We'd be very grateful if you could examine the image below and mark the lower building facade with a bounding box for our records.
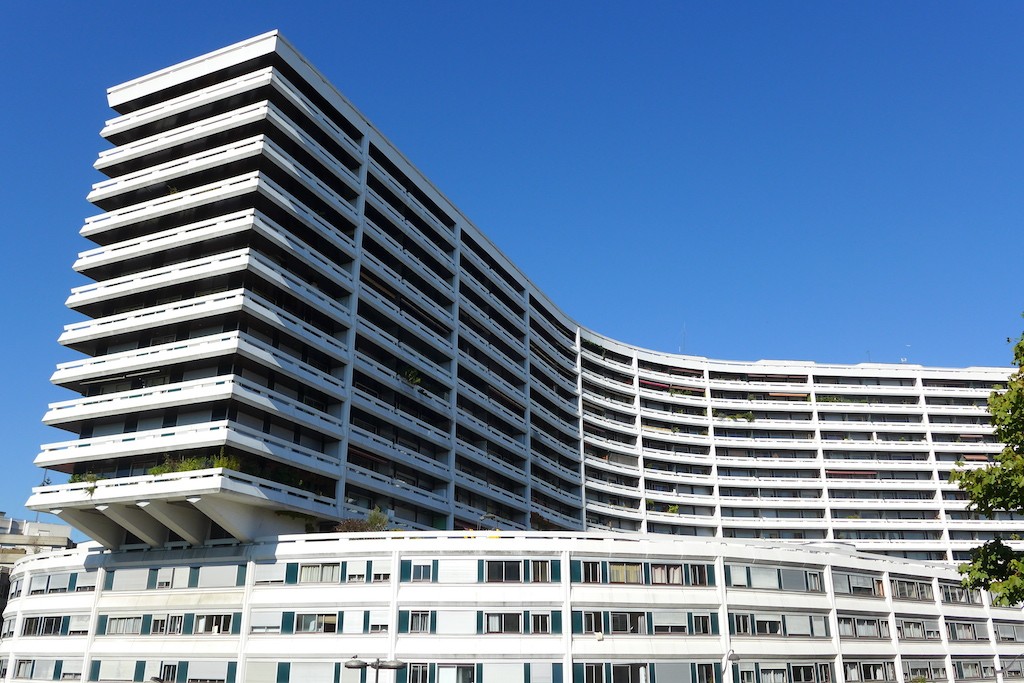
[1,532,1023,683]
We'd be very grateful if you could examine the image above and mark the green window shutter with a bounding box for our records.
[397,669,408,683]
[187,567,200,588]
[551,611,562,634]
[281,611,294,635]
[687,613,694,633]
[146,569,158,590]
[573,663,585,683]
[236,565,247,586]
[605,664,613,683]
[714,662,723,683]
[646,612,654,634]
[691,664,697,683]
[723,565,731,586]
[285,563,298,585]
[477,560,485,583]
[400,560,412,582]
[552,663,563,683]
[226,662,237,683]
[96,615,108,635]
[54,662,63,681]
[570,560,581,583]
[398,611,410,633]
[431,559,439,582]
[141,614,152,635]
[334,663,341,683]
[103,571,115,591]
[134,661,146,682]
[524,663,531,683]
[728,613,735,635]
[602,611,611,634]
[182,613,195,635]
[277,663,290,683]
[710,613,719,635]
[89,661,101,682]
[476,664,483,682]
[523,560,531,583]
[60,616,70,636]
[176,662,188,683]
[643,563,651,585]
[476,611,484,634]
[571,611,582,634]
[363,610,370,633]
[429,611,437,634]
[523,611,531,633]
[231,612,242,635]
[707,565,716,586]
[551,559,561,582]
[428,663,436,683]
[67,573,78,592]
[601,561,609,584]
[337,611,345,633]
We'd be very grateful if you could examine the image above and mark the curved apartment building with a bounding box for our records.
[2,531,1024,683]
[27,31,1012,563]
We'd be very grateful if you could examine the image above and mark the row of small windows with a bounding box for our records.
[12,563,994,605]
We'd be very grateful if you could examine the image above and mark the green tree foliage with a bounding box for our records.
[333,507,390,532]
[951,325,1024,604]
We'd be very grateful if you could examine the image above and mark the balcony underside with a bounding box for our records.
[26,468,339,549]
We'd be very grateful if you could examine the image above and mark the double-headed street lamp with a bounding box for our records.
[344,656,407,683]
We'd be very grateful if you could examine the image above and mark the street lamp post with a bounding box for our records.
[723,649,741,683]
[345,656,407,683]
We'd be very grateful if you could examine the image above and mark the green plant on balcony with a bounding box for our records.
[400,366,422,386]
[667,504,680,514]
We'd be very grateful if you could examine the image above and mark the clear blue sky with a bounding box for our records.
[1,2,1021,521]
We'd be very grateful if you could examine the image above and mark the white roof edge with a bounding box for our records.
[107,30,282,109]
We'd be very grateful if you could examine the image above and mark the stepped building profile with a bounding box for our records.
[4,31,1023,683]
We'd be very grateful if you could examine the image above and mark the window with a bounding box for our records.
[368,610,388,633]
[155,566,189,589]
[106,616,143,635]
[653,611,688,634]
[195,614,232,634]
[610,612,646,634]
[412,563,432,582]
[688,564,711,586]
[531,560,551,583]
[299,563,340,583]
[947,621,987,641]
[903,660,946,682]
[941,583,982,605]
[582,561,601,583]
[697,664,715,683]
[845,662,895,683]
[532,612,551,634]
[21,616,62,637]
[608,562,642,584]
[2,618,15,638]
[372,559,392,582]
[346,561,366,583]
[733,614,751,635]
[793,666,815,683]
[891,578,933,601]
[611,664,647,683]
[296,613,337,633]
[486,561,522,583]
[996,622,1024,642]
[8,578,22,599]
[410,611,430,633]
[651,563,683,585]
[485,612,522,634]
[151,615,183,635]
[583,611,601,634]
[755,615,782,635]
[762,670,787,683]
[409,664,429,683]
[834,572,883,597]
[585,664,604,683]
[693,614,712,635]
[437,664,475,683]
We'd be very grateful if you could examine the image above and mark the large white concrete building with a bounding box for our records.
[4,30,1022,683]
[24,30,1012,562]
[3,532,1024,683]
